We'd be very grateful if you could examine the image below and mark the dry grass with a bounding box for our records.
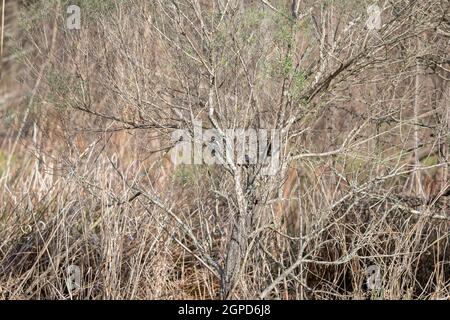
[0,0,449,300]
[1,140,448,299]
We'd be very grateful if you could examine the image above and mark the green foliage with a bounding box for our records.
[274,19,294,47]
[8,41,27,66]
[289,69,306,99]
[265,53,306,100]
[175,166,197,185]
[421,155,439,167]
[47,69,71,94]
[237,7,267,46]
[18,0,56,31]
[45,68,79,110]
[0,150,8,176]
[369,288,386,300]
[282,55,294,76]
[241,7,266,28]
[76,0,117,14]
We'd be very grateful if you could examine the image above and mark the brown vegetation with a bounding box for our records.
[0,0,449,299]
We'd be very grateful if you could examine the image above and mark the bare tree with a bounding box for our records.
[0,0,448,300]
